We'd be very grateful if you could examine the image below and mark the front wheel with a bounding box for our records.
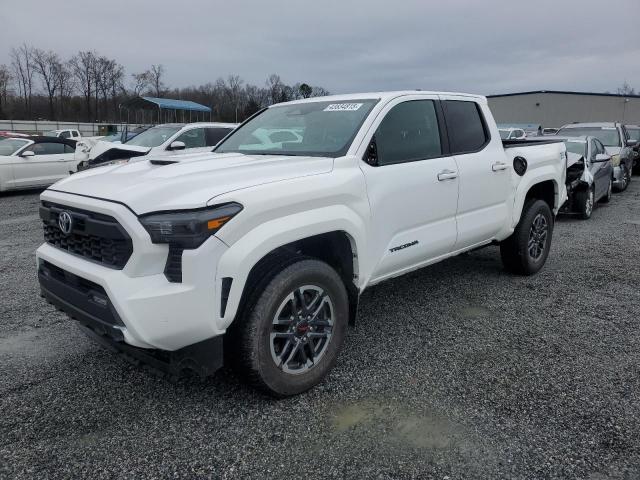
[576,186,594,220]
[230,258,349,397]
[601,179,613,204]
[614,165,631,192]
[500,199,554,275]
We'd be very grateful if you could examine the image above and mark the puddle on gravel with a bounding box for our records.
[0,328,82,360]
[330,399,462,451]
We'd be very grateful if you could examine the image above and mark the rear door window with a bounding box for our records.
[373,100,442,166]
[175,128,206,148]
[442,100,489,154]
[205,128,233,147]
[31,142,65,155]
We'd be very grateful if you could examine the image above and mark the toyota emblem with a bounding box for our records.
[58,211,73,236]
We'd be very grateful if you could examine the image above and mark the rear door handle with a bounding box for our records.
[492,162,508,171]
[437,169,458,181]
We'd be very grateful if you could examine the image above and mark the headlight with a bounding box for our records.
[139,202,243,249]
[611,154,621,167]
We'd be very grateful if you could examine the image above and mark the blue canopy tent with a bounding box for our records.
[120,96,213,124]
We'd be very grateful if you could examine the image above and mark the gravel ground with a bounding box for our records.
[1,183,640,480]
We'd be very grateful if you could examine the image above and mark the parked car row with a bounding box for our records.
[75,122,237,170]
[0,122,238,191]
[511,121,639,220]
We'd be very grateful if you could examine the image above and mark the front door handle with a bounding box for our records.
[492,162,508,171]
[437,169,458,181]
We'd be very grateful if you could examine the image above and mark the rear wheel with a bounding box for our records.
[500,199,554,275]
[229,258,349,397]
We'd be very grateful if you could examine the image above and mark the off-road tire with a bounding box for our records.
[228,258,348,397]
[500,199,554,275]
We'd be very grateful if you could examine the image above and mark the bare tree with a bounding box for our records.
[32,48,62,119]
[10,44,35,116]
[131,71,150,96]
[311,86,330,97]
[148,64,165,97]
[69,51,97,121]
[266,74,284,105]
[0,64,11,117]
[617,81,636,96]
[56,62,74,119]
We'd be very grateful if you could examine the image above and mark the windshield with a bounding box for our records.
[627,128,640,142]
[44,130,59,137]
[499,129,510,139]
[564,140,587,157]
[557,127,621,147]
[215,99,379,157]
[0,138,30,156]
[125,126,181,148]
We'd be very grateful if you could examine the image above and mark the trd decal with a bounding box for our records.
[389,240,419,253]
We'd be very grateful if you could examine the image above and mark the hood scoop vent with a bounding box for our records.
[149,159,179,166]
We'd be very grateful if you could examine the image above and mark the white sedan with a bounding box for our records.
[0,136,77,192]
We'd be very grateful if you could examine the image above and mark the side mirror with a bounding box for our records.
[20,150,35,158]
[169,141,186,151]
[594,153,611,163]
[626,139,637,147]
[363,136,379,166]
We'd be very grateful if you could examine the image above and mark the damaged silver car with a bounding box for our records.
[561,136,613,219]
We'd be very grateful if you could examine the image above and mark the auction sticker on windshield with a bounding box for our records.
[324,103,363,112]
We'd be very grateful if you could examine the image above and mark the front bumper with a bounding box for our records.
[36,190,230,352]
[39,261,223,377]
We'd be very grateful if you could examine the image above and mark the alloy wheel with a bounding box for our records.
[585,189,594,217]
[528,213,548,261]
[270,285,334,375]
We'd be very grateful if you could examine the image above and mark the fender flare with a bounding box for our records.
[511,172,563,228]
[214,205,367,331]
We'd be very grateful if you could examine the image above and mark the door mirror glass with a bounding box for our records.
[363,135,379,166]
[20,150,35,157]
[594,153,611,163]
[169,140,186,151]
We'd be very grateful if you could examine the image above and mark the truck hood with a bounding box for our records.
[50,153,334,214]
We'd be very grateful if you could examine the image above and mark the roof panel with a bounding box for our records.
[122,96,211,112]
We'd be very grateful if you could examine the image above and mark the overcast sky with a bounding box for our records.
[1,0,638,96]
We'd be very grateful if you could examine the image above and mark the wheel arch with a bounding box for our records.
[215,210,366,332]
[512,177,562,228]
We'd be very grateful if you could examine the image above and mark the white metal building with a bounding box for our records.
[487,91,640,128]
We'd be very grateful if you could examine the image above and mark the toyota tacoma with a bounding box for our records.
[37,91,567,396]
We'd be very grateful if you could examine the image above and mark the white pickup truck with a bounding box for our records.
[44,128,82,140]
[36,91,567,396]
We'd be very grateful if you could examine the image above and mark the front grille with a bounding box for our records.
[40,202,133,269]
